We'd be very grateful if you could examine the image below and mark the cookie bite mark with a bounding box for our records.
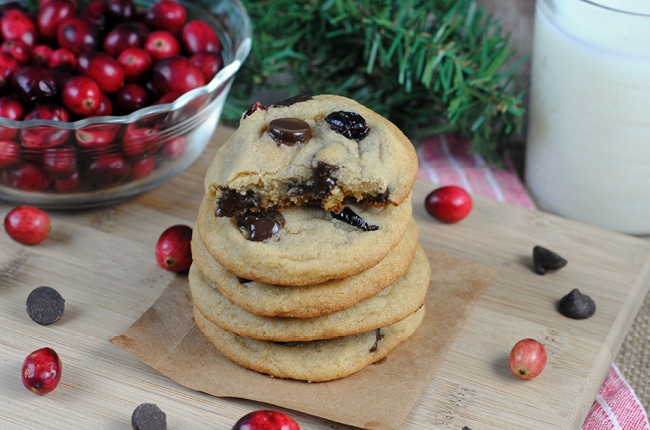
[268,118,312,145]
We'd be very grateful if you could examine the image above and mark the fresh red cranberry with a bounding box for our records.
[0,139,20,167]
[12,65,58,106]
[102,21,150,57]
[117,47,153,82]
[1,38,31,65]
[61,75,101,117]
[1,9,38,47]
[56,16,98,55]
[0,95,24,139]
[144,30,180,61]
[131,155,155,180]
[21,347,61,394]
[4,205,51,245]
[78,52,124,94]
[115,82,148,114]
[151,55,205,95]
[161,135,186,160]
[78,0,107,33]
[20,104,71,149]
[146,0,186,32]
[190,51,223,82]
[75,123,120,147]
[424,185,473,223]
[42,145,77,179]
[48,48,77,69]
[231,410,300,430]
[54,170,83,193]
[122,123,158,158]
[3,162,53,192]
[89,93,113,116]
[181,19,221,55]
[0,51,19,91]
[37,0,76,40]
[32,44,53,66]
[155,224,192,272]
[86,154,131,188]
[106,0,135,20]
[154,91,183,105]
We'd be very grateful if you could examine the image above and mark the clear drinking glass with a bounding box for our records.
[525,0,650,234]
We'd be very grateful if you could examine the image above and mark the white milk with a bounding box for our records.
[525,0,650,234]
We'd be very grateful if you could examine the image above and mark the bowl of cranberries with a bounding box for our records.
[0,0,251,208]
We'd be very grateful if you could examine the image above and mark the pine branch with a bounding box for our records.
[226,0,527,165]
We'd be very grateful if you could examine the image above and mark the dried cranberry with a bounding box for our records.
[325,111,370,141]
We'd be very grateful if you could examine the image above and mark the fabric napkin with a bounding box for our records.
[416,133,650,430]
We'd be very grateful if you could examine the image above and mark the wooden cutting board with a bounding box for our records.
[0,126,648,429]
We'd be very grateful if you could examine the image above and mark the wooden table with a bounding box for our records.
[1,126,649,429]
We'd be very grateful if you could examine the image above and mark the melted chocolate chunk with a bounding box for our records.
[268,118,312,145]
[243,101,267,118]
[325,111,370,141]
[216,189,258,217]
[313,161,337,197]
[238,212,284,242]
[369,328,384,353]
[330,207,379,231]
[271,94,312,107]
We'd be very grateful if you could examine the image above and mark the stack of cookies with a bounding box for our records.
[189,94,429,382]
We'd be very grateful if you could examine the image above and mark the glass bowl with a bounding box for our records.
[0,0,251,209]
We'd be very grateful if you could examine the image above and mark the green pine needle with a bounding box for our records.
[226,0,528,165]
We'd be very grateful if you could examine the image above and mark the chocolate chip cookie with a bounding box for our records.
[204,94,418,215]
[193,303,425,382]
[195,191,413,286]
[191,218,420,318]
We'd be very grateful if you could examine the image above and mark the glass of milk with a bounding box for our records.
[525,0,650,235]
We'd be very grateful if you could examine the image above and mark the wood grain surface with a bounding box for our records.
[0,126,649,429]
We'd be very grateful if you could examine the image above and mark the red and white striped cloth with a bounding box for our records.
[416,134,650,430]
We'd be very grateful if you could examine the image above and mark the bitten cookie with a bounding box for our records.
[204,94,419,215]
[193,304,425,382]
[191,218,420,318]
[196,192,413,286]
[189,246,430,342]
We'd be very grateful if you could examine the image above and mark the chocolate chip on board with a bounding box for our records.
[532,245,568,275]
[26,286,65,325]
[558,288,596,320]
[131,403,167,430]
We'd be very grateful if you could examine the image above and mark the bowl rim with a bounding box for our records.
[0,0,252,131]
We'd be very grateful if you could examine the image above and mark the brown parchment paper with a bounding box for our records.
[111,249,496,430]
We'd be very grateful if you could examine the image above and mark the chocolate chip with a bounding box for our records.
[271,94,312,107]
[131,403,167,430]
[313,161,337,197]
[325,111,370,141]
[369,328,383,352]
[558,288,596,320]
[26,286,65,325]
[268,118,312,145]
[330,207,379,231]
[216,189,258,217]
[243,101,267,118]
[237,276,252,284]
[238,212,284,242]
[532,245,568,275]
